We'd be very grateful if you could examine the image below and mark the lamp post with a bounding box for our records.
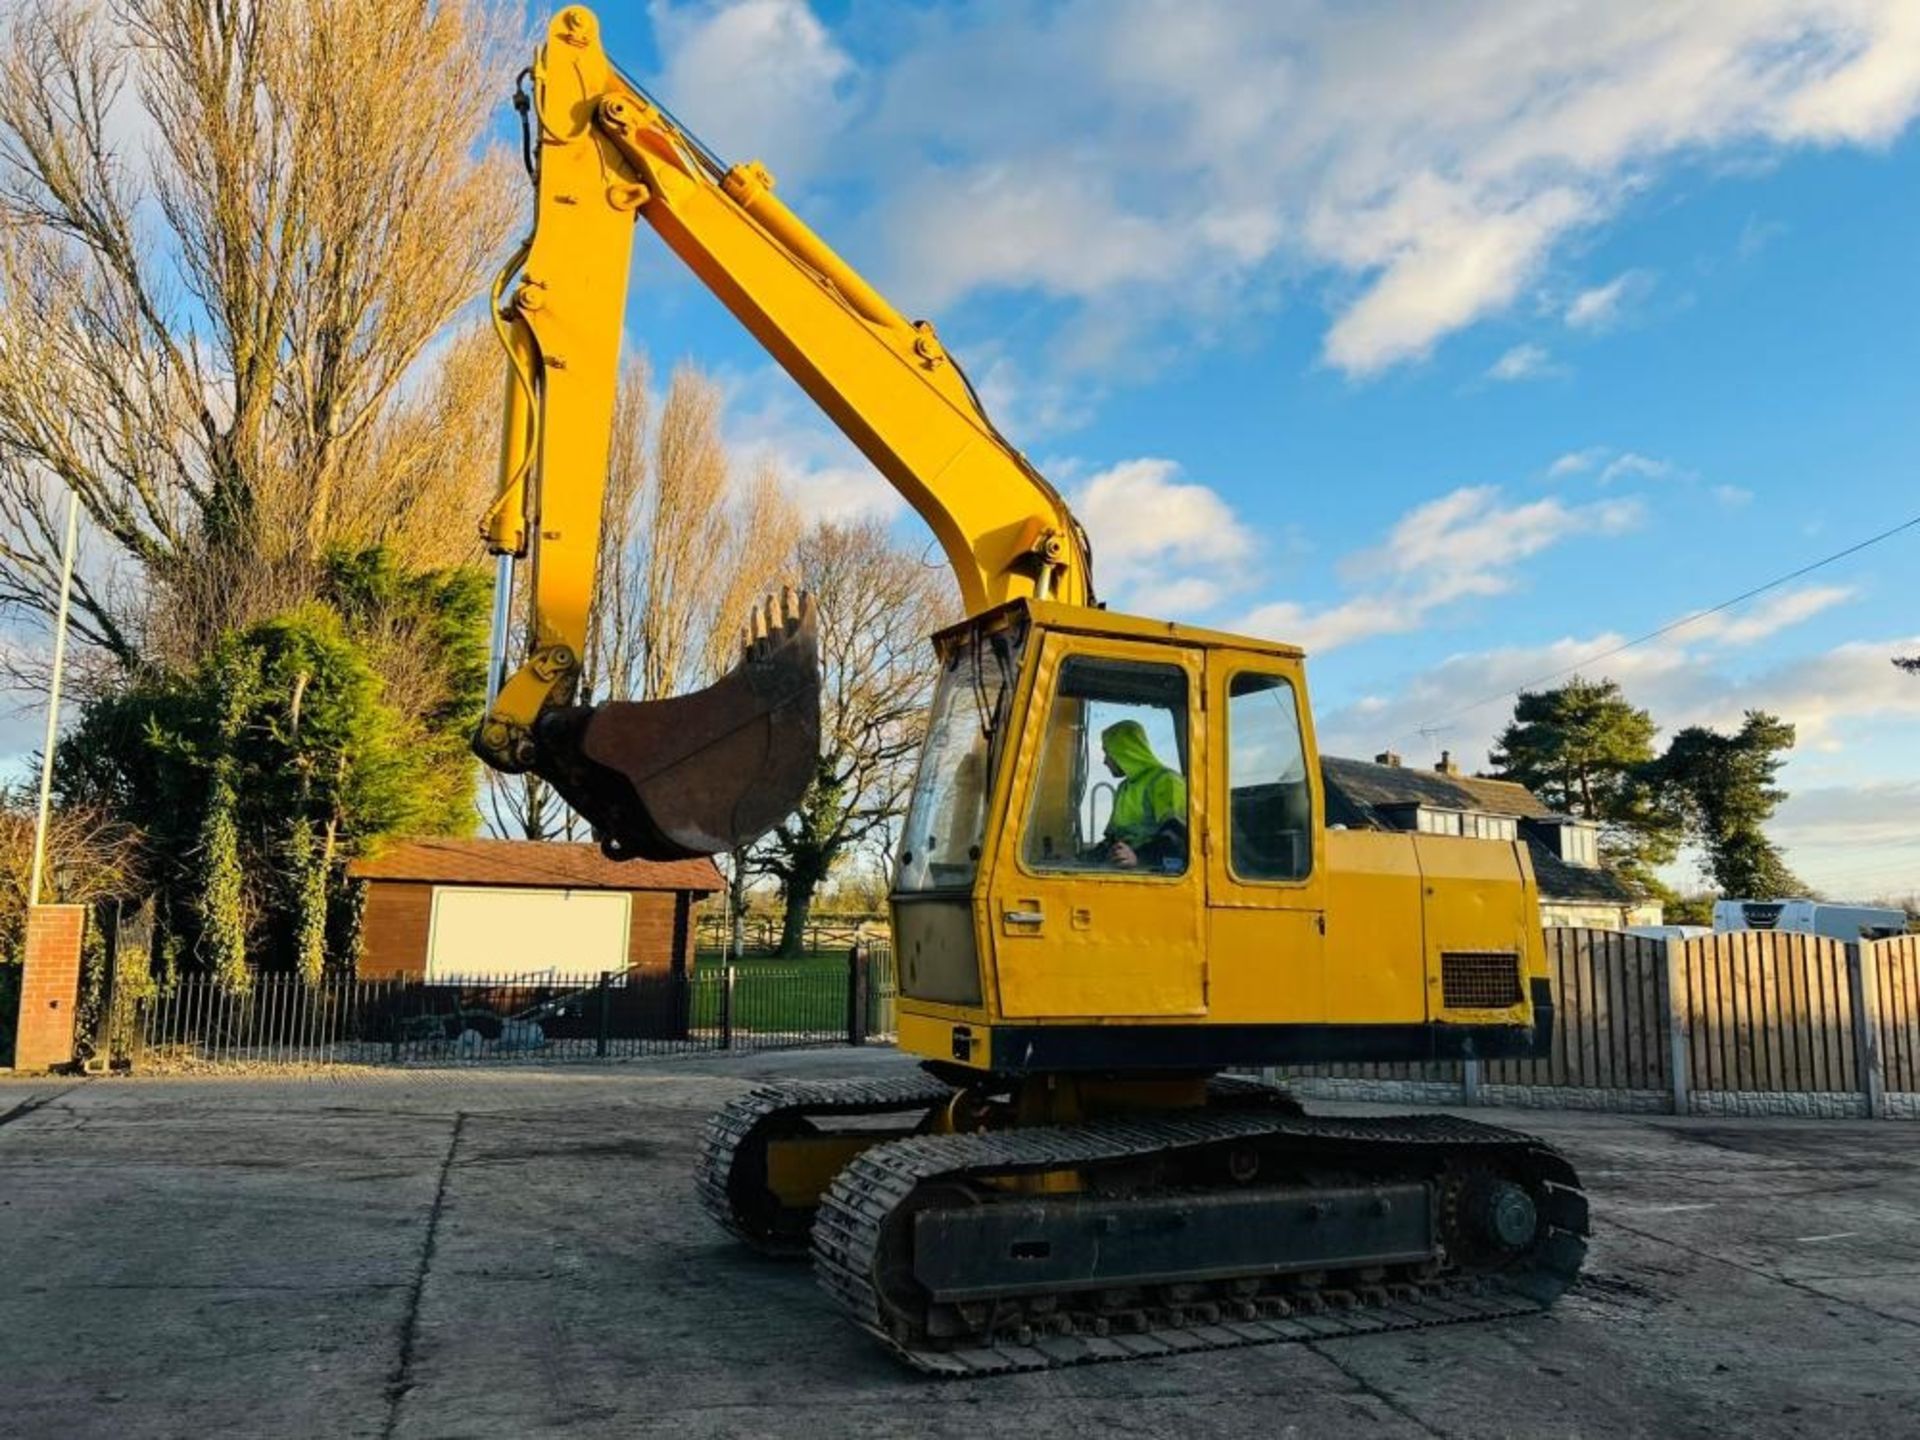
[27,488,80,908]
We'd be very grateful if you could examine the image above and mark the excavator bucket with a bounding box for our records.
[531,591,821,861]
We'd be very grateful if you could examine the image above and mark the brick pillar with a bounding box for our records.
[16,904,86,1072]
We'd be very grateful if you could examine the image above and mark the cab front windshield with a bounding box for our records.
[894,626,1023,893]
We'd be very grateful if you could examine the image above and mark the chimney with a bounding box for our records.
[1374,750,1401,768]
[1436,751,1460,777]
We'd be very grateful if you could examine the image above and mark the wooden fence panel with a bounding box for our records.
[1625,935,1664,1089]
[1555,929,1580,1087]
[1481,930,1664,1092]
[1876,936,1920,1093]
[1679,932,1860,1096]
[1831,936,1858,1092]
[1279,927,1910,1107]
[1584,931,1609,1088]
[1733,933,1759,1090]
[1780,935,1805,1088]
[1694,935,1730,1093]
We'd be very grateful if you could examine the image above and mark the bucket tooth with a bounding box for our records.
[530,592,820,860]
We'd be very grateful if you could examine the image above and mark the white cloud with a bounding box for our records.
[1072,457,1256,617]
[1713,483,1755,507]
[1239,484,1643,653]
[1351,485,1642,585]
[1546,447,1608,478]
[1775,781,1920,849]
[1771,781,1920,898]
[650,0,855,181]
[881,167,1181,313]
[1564,269,1654,331]
[1487,343,1553,381]
[1677,585,1855,645]
[1319,185,1591,373]
[1598,451,1676,484]
[730,1,1920,378]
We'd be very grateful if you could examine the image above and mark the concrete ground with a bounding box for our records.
[2,1050,1917,1440]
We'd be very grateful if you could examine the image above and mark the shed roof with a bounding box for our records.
[348,837,723,893]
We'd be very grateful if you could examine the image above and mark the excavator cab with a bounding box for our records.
[891,600,1552,1073]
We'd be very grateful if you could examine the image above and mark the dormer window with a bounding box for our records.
[1389,804,1515,842]
[1560,821,1599,868]
[1519,817,1600,868]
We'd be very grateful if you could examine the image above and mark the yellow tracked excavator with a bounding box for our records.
[476,6,1588,1375]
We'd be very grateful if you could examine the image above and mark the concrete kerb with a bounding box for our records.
[1284,1073,1914,1120]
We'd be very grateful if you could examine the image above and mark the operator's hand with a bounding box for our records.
[1110,841,1138,868]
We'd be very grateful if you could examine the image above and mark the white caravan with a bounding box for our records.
[1712,899,1907,942]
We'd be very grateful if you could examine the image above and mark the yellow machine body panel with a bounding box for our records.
[987,628,1207,1020]
[891,601,1551,1075]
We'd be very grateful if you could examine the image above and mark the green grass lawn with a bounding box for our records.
[686,950,893,1035]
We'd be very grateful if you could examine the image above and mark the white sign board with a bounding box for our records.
[426,887,632,982]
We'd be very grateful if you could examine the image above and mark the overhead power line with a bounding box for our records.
[1416,507,1920,736]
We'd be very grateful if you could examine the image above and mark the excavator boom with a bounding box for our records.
[475,5,1088,860]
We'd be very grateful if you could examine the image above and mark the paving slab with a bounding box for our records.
[2,1050,1917,1439]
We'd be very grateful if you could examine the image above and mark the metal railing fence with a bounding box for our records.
[125,944,896,1070]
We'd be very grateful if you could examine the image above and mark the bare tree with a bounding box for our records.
[0,783,142,960]
[584,361,801,705]
[0,0,518,672]
[759,518,953,955]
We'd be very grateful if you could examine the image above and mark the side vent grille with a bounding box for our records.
[1441,951,1523,1010]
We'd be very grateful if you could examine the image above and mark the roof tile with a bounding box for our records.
[1320,756,1553,818]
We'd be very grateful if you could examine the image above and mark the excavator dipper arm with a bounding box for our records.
[475,5,1089,860]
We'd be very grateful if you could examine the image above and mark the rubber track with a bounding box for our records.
[810,1111,1587,1377]
[696,1073,958,1248]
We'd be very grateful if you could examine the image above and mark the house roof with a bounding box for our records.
[1320,756,1554,821]
[348,837,723,894]
[1523,841,1642,903]
[1320,756,1641,906]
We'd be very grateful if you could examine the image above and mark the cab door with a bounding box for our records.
[1204,655,1327,1024]
[987,630,1207,1019]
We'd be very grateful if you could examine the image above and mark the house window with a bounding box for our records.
[1561,823,1599,868]
[1464,813,1517,842]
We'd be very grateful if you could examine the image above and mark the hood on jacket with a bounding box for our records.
[1100,720,1167,779]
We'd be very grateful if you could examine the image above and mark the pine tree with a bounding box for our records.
[1655,711,1804,899]
[1489,678,1679,893]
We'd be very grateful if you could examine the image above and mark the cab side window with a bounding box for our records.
[1023,656,1189,876]
[1227,672,1312,881]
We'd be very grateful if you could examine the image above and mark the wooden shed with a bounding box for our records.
[347,838,722,982]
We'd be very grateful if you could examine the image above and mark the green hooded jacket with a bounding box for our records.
[1100,720,1186,849]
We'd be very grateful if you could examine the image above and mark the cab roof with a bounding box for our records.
[934,598,1306,661]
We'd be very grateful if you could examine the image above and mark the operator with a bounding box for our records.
[1096,720,1187,870]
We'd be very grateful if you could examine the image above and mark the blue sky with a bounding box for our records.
[581,1,1920,899]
